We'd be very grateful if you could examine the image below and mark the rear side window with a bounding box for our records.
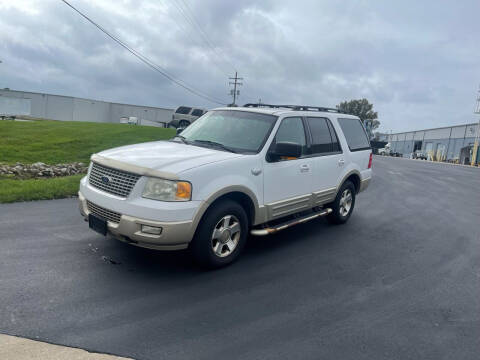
[306,117,334,154]
[191,109,204,117]
[327,120,341,152]
[338,118,371,151]
[175,106,191,114]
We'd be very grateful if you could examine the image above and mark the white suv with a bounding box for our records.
[79,104,372,268]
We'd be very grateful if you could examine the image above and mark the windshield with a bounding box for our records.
[178,110,277,154]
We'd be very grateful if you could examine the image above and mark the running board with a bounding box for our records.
[250,208,332,236]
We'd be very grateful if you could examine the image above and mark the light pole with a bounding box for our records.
[472,85,480,166]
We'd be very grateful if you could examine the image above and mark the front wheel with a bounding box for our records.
[190,199,248,269]
[179,120,190,128]
[326,181,356,225]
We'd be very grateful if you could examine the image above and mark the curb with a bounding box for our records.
[0,334,132,360]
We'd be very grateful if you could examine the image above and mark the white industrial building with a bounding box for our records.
[0,88,173,125]
[387,122,479,164]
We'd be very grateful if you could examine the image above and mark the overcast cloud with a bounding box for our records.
[0,0,479,132]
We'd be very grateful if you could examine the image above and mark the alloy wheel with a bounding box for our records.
[211,215,241,258]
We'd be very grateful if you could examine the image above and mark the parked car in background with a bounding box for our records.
[79,104,372,268]
[119,116,138,125]
[169,106,207,129]
[413,150,427,160]
[378,143,391,156]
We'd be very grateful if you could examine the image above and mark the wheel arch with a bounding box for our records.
[192,186,260,232]
[337,170,361,195]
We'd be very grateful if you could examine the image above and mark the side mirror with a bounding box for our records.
[269,142,302,160]
[176,128,184,135]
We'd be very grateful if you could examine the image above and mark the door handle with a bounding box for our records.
[300,164,310,172]
[338,159,345,166]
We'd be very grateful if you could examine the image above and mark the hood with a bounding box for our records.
[96,140,242,174]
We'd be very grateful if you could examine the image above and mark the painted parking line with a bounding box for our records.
[0,334,132,360]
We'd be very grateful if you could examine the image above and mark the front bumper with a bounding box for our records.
[79,192,194,250]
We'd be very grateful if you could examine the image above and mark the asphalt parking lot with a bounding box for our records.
[1,156,479,360]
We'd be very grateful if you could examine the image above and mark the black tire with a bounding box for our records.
[326,181,356,225]
[179,120,190,128]
[190,199,248,269]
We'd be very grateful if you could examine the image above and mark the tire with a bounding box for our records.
[190,199,248,269]
[326,181,356,225]
[179,120,190,128]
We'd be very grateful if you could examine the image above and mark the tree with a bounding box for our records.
[336,98,380,130]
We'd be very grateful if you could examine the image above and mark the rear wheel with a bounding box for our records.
[327,181,356,224]
[190,199,248,269]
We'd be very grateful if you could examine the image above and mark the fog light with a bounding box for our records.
[141,225,162,235]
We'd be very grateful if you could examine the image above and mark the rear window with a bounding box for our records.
[191,109,204,117]
[175,106,191,114]
[338,118,371,151]
[306,117,334,154]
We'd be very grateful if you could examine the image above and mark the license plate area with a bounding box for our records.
[89,214,107,236]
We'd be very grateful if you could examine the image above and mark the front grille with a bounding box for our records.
[87,201,121,223]
[89,162,141,198]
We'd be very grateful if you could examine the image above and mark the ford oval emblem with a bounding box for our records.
[101,175,112,184]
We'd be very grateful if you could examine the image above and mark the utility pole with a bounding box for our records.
[229,72,243,106]
[472,85,480,166]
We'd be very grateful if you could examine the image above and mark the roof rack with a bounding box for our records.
[243,103,341,113]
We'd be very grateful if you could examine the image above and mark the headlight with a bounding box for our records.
[142,178,192,201]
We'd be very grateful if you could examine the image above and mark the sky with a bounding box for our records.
[0,0,479,132]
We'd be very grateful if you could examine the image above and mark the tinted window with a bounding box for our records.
[338,118,371,151]
[275,117,307,155]
[306,117,333,154]
[175,106,191,114]
[191,109,204,117]
[327,120,341,152]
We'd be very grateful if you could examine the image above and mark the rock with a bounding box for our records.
[32,162,46,168]
[2,161,91,179]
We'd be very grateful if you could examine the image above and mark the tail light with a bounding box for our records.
[368,152,373,169]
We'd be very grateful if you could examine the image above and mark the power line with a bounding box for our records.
[60,0,226,105]
[173,0,237,73]
[167,0,230,77]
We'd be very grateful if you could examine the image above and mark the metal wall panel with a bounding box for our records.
[465,124,478,139]
[405,132,414,141]
[45,95,74,121]
[0,89,174,126]
[73,98,111,122]
[413,131,425,140]
[450,125,467,139]
[423,127,452,140]
[0,96,31,115]
[155,108,174,123]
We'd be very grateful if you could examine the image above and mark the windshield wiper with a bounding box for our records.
[171,135,189,144]
[192,140,237,153]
